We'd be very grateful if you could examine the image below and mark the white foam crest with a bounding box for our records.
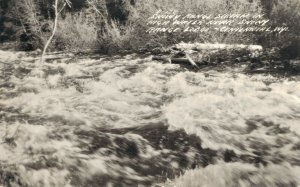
[163,163,300,187]
[164,71,300,151]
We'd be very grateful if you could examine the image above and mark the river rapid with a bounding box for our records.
[0,52,300,187]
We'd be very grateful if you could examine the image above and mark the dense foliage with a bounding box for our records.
[0,0,299,56]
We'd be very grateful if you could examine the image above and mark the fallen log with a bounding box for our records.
[171,58,191,64]
[152,56,199,67]
[152,56,170,62]
[152,56,192,64]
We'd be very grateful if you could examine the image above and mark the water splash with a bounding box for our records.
[0,53,299,186]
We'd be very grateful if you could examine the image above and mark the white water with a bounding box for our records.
[0,52,300,187]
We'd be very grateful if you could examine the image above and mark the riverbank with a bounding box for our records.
[4,43,298,83]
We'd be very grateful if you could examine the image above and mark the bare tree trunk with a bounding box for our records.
[40,0,59,63]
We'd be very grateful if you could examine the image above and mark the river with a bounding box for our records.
[0,51,300,187]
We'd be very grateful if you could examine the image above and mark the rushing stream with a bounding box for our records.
[0,51,300,187]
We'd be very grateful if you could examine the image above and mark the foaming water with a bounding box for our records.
[164,162,300,187]
[0,53,299,186]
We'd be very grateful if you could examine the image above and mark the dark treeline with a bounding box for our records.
[0,0,299,57]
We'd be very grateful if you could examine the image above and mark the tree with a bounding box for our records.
[40,0,71,63]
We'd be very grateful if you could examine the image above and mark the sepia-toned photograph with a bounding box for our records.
[0,0,300,186]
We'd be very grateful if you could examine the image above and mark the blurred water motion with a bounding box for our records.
[0,53,299,187]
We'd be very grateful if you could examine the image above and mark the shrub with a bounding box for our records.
[120,0,263,51]
[1,0,299,54]
[54,13,98,52]
[259,0,300,47]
